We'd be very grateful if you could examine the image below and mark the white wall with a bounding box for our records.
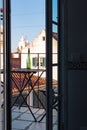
[0,25,4,109]
[20,29,58,80]
[21,47,28,68]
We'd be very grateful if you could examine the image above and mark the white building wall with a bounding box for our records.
[21,47,28,68]
[52,38,58,80]
[0,25,3,109]
[0,25,3,69]
[20,29,58,80]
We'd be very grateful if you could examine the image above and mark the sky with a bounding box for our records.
[0,0,58,52]
[11,0,45,52]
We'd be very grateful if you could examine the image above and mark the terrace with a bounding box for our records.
[0,51,58,130]
[0,105,58,130]
[11,106,57,130]
[0,67,58,130]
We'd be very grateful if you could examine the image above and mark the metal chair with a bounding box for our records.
[38,86,60,122]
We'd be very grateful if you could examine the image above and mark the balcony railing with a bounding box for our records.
[0,52,58,106]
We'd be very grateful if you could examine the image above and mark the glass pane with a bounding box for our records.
[52,0,58,130]
[11,0,46,130]
[52,66,58,130]
[52,24,58,36]
[52,0,58,23]
[0,1,4,130]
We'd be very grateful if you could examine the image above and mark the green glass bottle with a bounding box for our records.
[26,48,31,69]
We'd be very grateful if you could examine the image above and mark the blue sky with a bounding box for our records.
[11,0,45,52]
[11,0,58,52]
[0,0,58,52]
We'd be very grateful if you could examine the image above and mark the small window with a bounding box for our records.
[32,57,39,67]
[42,36,45,41]
[40,57,46,67]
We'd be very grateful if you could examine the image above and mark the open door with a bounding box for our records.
[59,0,87,129]
[46,0,59,130]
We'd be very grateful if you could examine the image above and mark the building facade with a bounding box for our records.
[20,29,58,80]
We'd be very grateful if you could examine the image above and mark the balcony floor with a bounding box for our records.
[12,106,46,130]
[0,106,58,130]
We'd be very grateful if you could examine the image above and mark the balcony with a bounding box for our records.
[0,52,58,130]
[11,106,57,130]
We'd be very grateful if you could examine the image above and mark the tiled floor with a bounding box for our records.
[0,106,58,130]
[12,106,46,130]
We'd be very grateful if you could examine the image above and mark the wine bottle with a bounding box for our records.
[26,48,31,69]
